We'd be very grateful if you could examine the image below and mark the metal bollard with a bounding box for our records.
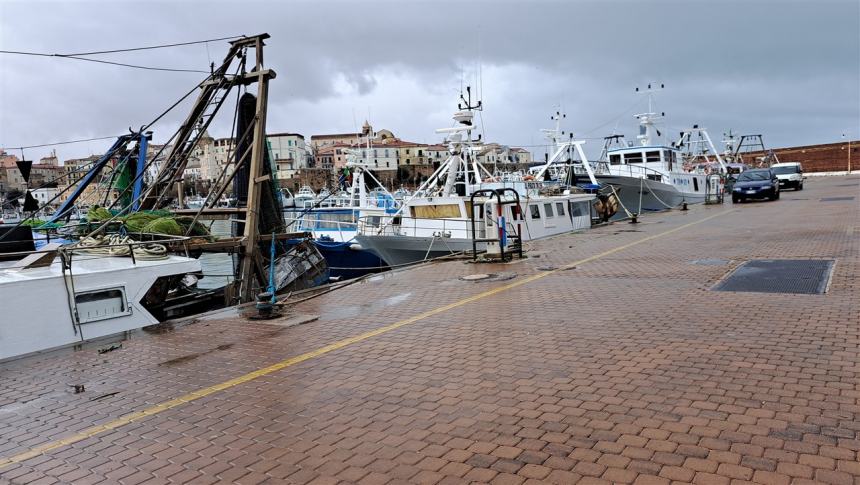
[256,292,274,318]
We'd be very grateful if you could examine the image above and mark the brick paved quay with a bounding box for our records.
[1,175,858,485]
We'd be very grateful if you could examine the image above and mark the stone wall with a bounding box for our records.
[738,140,859,173]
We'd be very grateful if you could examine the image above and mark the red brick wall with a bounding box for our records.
[738,140,859,173]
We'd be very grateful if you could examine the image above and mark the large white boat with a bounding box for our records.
[0,236,200,361]
[587,86,727,214]
[355,96,595,267]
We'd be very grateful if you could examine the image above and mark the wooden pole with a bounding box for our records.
[238,36,274,303]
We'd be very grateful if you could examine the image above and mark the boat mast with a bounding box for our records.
[633,83,665,146]
[433,85,485,197]
[533,109,599,185]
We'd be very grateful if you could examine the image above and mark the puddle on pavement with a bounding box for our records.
[323,292,413,319]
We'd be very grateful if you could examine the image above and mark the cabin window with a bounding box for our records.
[75,288,130,323]
[610,154,621,165]
[667,150,675,171]
[544,203,554,217]
[646,151,661,163]
[625,152,643,164]
[413,204,462,219]
[530,205,541,219]
[556,202,565,215]
[693,177,699,191]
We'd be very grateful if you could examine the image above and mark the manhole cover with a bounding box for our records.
[461,274,491,281]
[690,259,731,266]
[713,259,834,295]
[820,197,855,202]
[459,272,518,282]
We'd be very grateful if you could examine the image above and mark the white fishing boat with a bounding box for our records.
[184,195,206,210]
[392,186,413,204]
[588,85,727,213]
[355,92,595,267]
[293,186,316,208]
[0,236,200,361]
[0,210,21,225]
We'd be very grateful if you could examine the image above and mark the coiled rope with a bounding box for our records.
[72,234,169,260]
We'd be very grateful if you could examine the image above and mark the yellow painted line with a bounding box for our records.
[0,209,735,470]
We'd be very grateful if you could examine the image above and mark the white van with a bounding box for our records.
[770,162,804,190]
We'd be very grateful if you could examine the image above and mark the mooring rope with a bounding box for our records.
[72,234,169,260]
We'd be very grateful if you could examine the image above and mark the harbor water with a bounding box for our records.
[197,220,233,289]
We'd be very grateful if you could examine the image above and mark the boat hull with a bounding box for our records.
[354,234,481,268]
[0,255,201,361]
[313,240,388,279]
[596,175,706,214]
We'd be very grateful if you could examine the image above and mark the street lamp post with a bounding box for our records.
[844,133,852,174]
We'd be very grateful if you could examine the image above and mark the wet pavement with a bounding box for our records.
[1,175,858,484]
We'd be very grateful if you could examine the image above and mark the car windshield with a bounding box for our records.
[737,171,770,182]
[771,165,800,175]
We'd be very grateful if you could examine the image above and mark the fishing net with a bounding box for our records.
[140,217,184,236]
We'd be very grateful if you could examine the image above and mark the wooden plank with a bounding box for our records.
[8,243,61,271]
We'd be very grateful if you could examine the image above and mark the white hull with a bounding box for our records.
[0,255,200,361]
[596,174,707,213]
[354,235,483,267]
[356,193,594,267]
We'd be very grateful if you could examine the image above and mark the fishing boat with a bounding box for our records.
[393,186,412,202]
[355,91,595,267]
[279,188,295,208]
[282,160,396,279]
[184,195,206,209]
[0,235,200,361]
[587,85,727,214]
[293,186,316,208]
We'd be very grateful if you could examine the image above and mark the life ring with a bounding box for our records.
[523,175,535,181]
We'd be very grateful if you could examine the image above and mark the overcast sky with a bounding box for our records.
[1,0,858,162]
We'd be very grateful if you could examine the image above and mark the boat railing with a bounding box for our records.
[282,215,358,242]
[602,163,671,181]
[357,215,486,240]
[0,233,194,270]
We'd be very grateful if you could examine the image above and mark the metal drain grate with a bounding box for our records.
[713,259,834,294]
[820,197,855,202]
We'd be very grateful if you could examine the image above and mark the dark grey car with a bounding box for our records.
[731,168,780,203]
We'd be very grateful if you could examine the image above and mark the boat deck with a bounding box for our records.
[1,176,858,484]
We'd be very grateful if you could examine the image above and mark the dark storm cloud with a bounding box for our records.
[1,0,857,161]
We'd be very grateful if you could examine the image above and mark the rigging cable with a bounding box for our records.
[0,51,210,73]
[0,35,245,73]
[60,35,245,57]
